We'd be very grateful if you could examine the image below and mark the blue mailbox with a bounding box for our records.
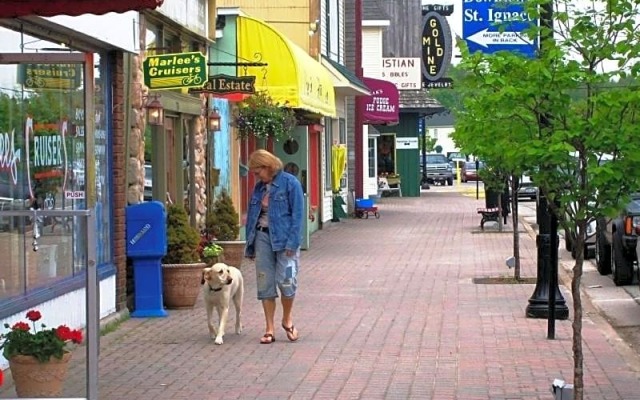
[126,201,168,318]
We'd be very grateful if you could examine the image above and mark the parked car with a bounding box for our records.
[515,175,537,201]
[461,161,484,182]
[594,194,640,286]
[424,153,454,186]
[0,173,33,231]
[450,160,465,180]
[564,153,614,261]
[564,217,596,260]
[144,164,152,201]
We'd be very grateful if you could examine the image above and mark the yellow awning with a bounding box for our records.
[237,16,336,117]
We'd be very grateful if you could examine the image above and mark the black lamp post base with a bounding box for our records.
[526,300,569,320]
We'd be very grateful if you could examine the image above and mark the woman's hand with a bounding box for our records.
[285,249,295,258]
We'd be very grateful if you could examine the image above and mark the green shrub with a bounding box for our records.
[163,204,201,264]
[206,191,240,241]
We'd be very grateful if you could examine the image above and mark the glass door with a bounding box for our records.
[0,53,91,297]
[275,126,309,249]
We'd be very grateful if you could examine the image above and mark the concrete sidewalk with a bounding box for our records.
[2,188,640,399]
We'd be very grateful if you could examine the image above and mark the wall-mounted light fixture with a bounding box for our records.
[308,19,320,36]
[145,94,164,126]
[207,107,221,132]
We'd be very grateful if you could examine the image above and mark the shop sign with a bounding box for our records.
[18,64,82,90]
[357,77,400,125]
[421,5,454,89]
[396,137,419,149]
[189,74,256,95]
[380,58,421,90]
[65,190,85,199]
[143,52,207,90]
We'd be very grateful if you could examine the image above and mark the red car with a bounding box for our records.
[461,161,484,182]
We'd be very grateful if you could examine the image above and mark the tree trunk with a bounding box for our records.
[511,177,521,280]
[572,224,586,399]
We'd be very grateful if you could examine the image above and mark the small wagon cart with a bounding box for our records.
[353,197,380,219]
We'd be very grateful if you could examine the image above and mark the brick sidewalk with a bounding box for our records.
[2,189,640,399]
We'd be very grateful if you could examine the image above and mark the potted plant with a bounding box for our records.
[0,309,83,397]
[198,234,225,266]
[162,204,206,309]
[233,91,297,141]
[206,191,246,268]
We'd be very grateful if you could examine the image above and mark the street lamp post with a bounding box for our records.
[525,1,569,330]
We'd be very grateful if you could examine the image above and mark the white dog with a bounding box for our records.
[201,263,244,345]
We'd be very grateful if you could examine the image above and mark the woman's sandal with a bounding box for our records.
[260,333,275,344]
[281,324,299,342]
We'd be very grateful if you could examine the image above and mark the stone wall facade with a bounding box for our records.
[127,54,146,206]
[192,106,208,228]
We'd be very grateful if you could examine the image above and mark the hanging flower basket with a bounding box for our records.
[233,91,297,141]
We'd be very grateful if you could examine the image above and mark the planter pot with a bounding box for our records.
[216,241,246,268]
[203,255,224,267]
[162,262,207,309]
[9,352,72,398]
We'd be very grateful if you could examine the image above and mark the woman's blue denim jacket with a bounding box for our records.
[244,170,304,257]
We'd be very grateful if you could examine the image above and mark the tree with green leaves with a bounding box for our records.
[453,1,640,398]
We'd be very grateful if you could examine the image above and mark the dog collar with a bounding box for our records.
[208,281,231,292]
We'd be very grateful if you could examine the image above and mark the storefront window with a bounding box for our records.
[0,27,112,305]
[94,55,111,264]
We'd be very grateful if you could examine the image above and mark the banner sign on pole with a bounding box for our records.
[462,1,538,57]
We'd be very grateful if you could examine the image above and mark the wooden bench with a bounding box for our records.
[477,207,500,230]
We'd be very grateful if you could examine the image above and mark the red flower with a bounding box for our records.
[70,329,83,344]
[11,322,30,331]
[25,310,41,322]
[54,325,72,341]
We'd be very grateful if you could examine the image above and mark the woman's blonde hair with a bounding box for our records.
[248,149,283,173]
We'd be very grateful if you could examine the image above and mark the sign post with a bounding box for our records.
[462,1,538,57]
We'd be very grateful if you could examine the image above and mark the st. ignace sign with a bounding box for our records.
[462,0,538,57]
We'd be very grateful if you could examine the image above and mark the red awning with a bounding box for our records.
[0,0,163,18]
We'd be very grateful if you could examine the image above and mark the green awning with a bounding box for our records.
[321,56,370,96]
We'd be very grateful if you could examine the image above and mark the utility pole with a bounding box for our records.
[525,1,569,331]
[354,0,364,198]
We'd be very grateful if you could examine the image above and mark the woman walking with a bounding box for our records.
[245,149,304,344]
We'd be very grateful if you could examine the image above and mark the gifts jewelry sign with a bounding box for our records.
[421,4,454,89]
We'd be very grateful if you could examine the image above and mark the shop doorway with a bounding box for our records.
[0,53,92,297]
[274,126,310,249]
[377,134,397,176]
